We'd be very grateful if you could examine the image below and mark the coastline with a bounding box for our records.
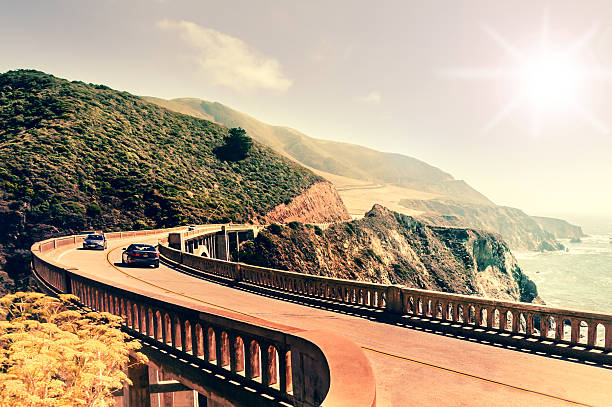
[515,234,612,313]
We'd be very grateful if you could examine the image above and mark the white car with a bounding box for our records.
[82,234,107,250]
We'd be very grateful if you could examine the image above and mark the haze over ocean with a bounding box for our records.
[516,225,612,313]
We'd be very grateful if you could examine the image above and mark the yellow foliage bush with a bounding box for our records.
[0,292,146,407]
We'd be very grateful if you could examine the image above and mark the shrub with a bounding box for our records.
[268,223,283,235]
[0,292,146,406]
[85,203,101,217]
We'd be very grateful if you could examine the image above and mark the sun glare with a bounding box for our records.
[519,54,582,111]
[442,15,610,134]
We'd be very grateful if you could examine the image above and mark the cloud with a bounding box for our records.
[157,20,292,91]
[358,91,381,104]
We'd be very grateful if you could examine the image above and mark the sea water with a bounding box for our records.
[516,234,612,313]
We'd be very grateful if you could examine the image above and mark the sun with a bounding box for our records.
[441,15,609,134]
[519,53,582,111]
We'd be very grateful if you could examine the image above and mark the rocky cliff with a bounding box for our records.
[532,216,585,239]
[264,182,350,224]
[239,205,539,302]
[399,199,564,252]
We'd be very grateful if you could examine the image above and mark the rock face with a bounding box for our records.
[240,204,539,302]
[264,182,351,224]
[532,216,585,239]
[400,199,564,252]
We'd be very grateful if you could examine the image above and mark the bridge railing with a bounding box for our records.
[31,231,377,407]
[394,286,612,349]
[159,242,612,355]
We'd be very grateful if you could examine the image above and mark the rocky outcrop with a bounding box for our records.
[241,204,539,302]
[399,199,563,252]
[264,182,351,224]
[532,216,585,239]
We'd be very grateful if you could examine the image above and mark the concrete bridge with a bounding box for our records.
[30,225,612,406]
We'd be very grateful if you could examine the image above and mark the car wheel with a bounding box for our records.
[154,261,159,268]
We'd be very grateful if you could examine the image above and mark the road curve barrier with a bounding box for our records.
[30,228,377,407]
[159,230,612,365]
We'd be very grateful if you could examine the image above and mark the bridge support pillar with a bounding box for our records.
[215,227,229,261]
[127,357,151,407]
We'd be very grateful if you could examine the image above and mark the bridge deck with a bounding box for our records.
[55,236,612,407]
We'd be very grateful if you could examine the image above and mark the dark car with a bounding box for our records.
[83,234,107,250]
[122,244,159,268]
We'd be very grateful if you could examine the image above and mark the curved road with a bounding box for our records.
[53,234,612,407]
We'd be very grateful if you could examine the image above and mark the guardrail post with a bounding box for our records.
[386,285,404,314]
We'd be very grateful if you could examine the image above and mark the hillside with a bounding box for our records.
[239,205,540,303]
[144,96,583,252]
[0,70,338,291]
[144,97,493,205]
[399,199,565,252]
[532,216,585,239]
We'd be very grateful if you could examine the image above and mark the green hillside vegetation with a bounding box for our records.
[0,69,321,289]
[144,97,493,205]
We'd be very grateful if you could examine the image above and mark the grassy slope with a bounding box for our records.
[0,70,321,288]
[143,97,493,205]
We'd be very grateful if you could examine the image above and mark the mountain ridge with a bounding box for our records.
[144,96,494,205]
[145,96,582,251]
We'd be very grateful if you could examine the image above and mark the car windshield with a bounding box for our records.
[129,244,156,252]
[86,234,104,240]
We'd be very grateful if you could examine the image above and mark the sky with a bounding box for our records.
[2,0,611,226]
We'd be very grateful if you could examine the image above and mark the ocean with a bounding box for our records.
[515,234,612,313]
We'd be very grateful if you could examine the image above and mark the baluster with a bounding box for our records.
[540,314,548,338]
[587,322,597,347]
[171,316,178,348]
[229,333,238,373]
[152,311,160,341]
[220,331,230,367]
[511,311,519,332]
[145,309,152,337]
[261,343,277,386]
[211,328,222,365]
[247,339,260,380]
[191,321,200,357]
[204,328,214,363]
[555,315,564,340]
[180,320,188,351]
[474,306,482,326]
[526,312,534,335]
[454,302,461,322]
[279,349,292,395]
[130,304,138,331]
